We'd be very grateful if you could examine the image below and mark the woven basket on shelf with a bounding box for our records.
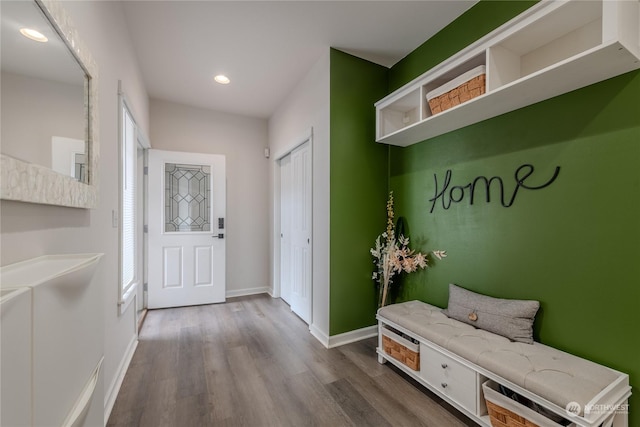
[428,73,486,115]
[486,398,542,427]
[382,334,419,371]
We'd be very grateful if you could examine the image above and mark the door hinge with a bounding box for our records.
[143,225,148,233]
[143,166,149,176]
[143,282,148,291]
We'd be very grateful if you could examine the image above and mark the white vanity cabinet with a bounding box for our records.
[375,0,640,146]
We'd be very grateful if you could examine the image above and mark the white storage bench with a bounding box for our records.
[377,301,631,427]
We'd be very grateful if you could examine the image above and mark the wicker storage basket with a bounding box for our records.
[427,65,486,115]
[381,327,420,370]
[482,381,573,427]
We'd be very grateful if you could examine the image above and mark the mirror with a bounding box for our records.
[0,0,99,208]
[1,1,87,181]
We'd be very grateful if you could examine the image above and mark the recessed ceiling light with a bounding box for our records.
[214,75,230,85]
[19,28,48,43]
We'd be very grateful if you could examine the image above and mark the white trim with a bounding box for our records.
[225,287,271,298]
[117,281,137,316]
[273,128,313,161]
[118,84,150,149]
[328,325,378,349]
[103,335,138,424]
[310,325,378,349]
[310,324,330,348]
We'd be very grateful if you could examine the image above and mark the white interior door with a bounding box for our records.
[289,141,312,323]
[148,149,226,309]
[279,153,292,304]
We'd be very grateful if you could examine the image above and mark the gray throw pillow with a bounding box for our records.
[442,284,539,344]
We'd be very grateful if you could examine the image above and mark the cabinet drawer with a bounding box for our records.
[420,344,477,413]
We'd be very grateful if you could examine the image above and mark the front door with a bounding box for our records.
[148,149,226,309]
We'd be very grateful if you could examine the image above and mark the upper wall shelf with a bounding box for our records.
[375,0,640,147]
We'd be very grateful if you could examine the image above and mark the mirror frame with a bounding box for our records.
[1,0,99,209]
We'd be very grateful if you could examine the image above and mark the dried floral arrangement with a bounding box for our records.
[371,192,446,307]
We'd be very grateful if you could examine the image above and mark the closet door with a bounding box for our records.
[289,142,311,324]
[279,154,292,305]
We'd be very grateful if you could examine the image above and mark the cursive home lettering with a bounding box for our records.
[429,164,560,213]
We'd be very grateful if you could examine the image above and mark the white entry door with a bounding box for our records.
[280,141,311,323]
[148,149,226,309]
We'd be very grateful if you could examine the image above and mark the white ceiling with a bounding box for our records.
[122,1,477,119]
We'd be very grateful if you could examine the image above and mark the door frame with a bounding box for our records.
[272,128,313,323]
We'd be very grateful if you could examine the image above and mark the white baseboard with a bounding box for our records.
[310,324,378,349]
[328,325,378,348]
[104,336,138,425]
[226,286,271,298]
[310,323,330,348]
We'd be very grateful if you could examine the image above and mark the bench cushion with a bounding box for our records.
[378,300,619,416]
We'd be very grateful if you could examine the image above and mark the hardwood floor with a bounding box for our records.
[107,294,477,427]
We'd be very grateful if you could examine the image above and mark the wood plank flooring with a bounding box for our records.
[107,294,478,427]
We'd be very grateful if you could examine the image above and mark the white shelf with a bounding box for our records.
[0,253,103,288]
[375,0,640,147]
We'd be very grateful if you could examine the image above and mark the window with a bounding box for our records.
[118,84,150,316]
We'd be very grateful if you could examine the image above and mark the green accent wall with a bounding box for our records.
[390,72,640,425]
[387,2,640,425]
[328,3,639,422]
[329,49,388,335]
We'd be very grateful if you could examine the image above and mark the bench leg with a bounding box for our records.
[377,319,387,364]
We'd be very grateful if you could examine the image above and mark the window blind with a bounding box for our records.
[122,108,136,291]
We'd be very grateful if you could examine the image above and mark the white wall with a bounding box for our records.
[268,50,330,343]
[150,99,270,296]
[0,0,149,423]
[1,71,84,169]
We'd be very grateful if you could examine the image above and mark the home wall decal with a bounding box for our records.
[429,164,561,213]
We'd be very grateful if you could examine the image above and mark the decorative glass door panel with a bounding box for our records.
[164,163,211,232]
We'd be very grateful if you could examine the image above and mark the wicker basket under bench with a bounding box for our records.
[381,326,420,371]
[376,301,631,427]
